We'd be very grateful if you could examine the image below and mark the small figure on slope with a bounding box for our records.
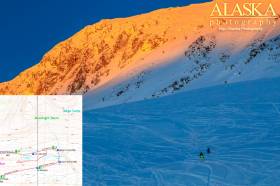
[199,152,205,160]
[207,147,211,154]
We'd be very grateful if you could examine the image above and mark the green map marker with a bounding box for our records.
[0,175,5,181]
[37,165,43,171]
[52,145,57,150]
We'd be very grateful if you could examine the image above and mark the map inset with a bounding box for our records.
[0,96,82,186]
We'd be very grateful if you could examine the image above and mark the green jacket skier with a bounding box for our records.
[199,152,205,160]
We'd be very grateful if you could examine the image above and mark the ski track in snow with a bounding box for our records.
[83,79,280,186]
[272,104,280,115]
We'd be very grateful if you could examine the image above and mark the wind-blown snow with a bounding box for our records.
[83,77,280,186]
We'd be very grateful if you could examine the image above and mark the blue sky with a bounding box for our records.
[0,0,208,82]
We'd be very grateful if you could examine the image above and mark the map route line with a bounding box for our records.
[15,146,60,164]
[16,154,47,164]
[3,162,59,176]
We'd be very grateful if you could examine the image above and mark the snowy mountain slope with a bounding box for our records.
[0,0,280,111]
[0,1,214,95]
[84,31,280,109]
[83,77,280,186]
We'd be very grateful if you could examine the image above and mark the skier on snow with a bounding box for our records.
[199,152,205,160]
[207,147,211,154]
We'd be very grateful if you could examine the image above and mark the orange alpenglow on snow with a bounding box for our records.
[0,0,279,95]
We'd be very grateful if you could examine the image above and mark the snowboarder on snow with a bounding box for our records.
[199,152,205,160]
[207,147,211,154]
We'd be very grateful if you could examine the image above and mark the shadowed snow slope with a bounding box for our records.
[84,32,280,109]
[83,77,280,186]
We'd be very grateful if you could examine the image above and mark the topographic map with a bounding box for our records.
[0,96,82,186]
